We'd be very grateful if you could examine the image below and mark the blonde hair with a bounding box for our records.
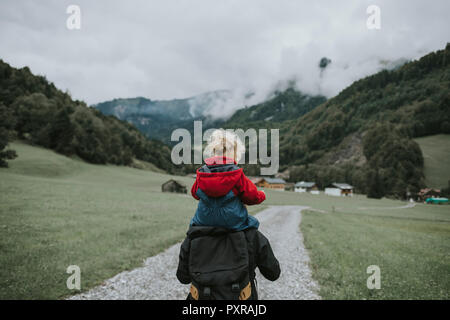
[204,129,245,162]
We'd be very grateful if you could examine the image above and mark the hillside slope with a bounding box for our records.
[0,141,197,299]
[94,88,327,144]
[282,43,450,198]
[414,134,450,189]
[0,60,174,172]
[94,91,230,142]
[221,88,326,129]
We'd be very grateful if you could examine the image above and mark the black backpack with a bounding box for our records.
[187,228,252,300]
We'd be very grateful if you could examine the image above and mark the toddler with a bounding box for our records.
[190,129,266,231]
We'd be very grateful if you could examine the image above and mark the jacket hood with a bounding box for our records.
[196,157,242,197]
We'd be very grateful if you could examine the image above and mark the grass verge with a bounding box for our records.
[0,142,198,299]
[301,206,450,299]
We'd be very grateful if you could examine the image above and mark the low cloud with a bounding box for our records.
[1,0,449,119]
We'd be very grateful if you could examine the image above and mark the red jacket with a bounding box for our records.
[191,156,266,205]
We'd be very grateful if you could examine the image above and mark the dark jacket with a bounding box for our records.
[190,156,265,231]
[176,225,281,300]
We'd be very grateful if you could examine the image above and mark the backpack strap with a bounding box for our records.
[203,287,212,299]
[243,230,256,281]
[191,282,213,300]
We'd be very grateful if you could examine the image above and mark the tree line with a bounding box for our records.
[2,43,449,199]
[281,44,450,198]
[0,60,175,172]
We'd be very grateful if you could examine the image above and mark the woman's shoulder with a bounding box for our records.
[243,228,271,246]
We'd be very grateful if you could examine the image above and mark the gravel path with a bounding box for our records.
[255,206,320,300]
[69,206,320,300]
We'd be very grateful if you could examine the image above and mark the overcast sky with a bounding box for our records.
[0,0,449,116]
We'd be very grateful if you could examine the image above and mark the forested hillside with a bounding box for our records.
[94,91,231,143]
[2,43,448,199]
[282,44,450,198]
[220,88,326,130]
[94,88,326,145]
[0,60,174,172]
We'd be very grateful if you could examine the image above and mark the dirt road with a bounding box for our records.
[69,206,320,300]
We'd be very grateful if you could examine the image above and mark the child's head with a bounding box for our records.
[204,129,245,163]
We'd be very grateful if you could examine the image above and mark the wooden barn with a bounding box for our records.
[325,183,353,197]
[295,181,319,194]
[161,179,187,194]
[255,178,286,190]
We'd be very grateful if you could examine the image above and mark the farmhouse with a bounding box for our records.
[161,179,187,194]
[254,177,286,190]
[295,181,319,194]
[284,182,295,192]
[325,183,353,197]
[417,188,441,202]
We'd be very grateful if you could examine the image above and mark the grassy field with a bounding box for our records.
[0,141,267,299]
[1,141,449,299]
[0,142,201,299]
[415,134,450,189]
[272,192,449,298]
[300,198,450,299]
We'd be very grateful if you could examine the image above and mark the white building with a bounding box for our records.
[324,183,353,197]
[295,181,319,194]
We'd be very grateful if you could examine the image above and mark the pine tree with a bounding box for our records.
[367,169,384,199]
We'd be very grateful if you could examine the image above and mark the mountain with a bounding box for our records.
[221,88,326,129]
[2,44,448,199]
[93,91,232,143]
[93,88,327,144]
[0,60,174,172]
[279,44,450,198]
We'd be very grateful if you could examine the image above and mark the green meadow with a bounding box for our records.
[414,134,450,189]
[1,141,449,299]
[0,141,265,299]
[0,142,198,299]
[298,194,450,299]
